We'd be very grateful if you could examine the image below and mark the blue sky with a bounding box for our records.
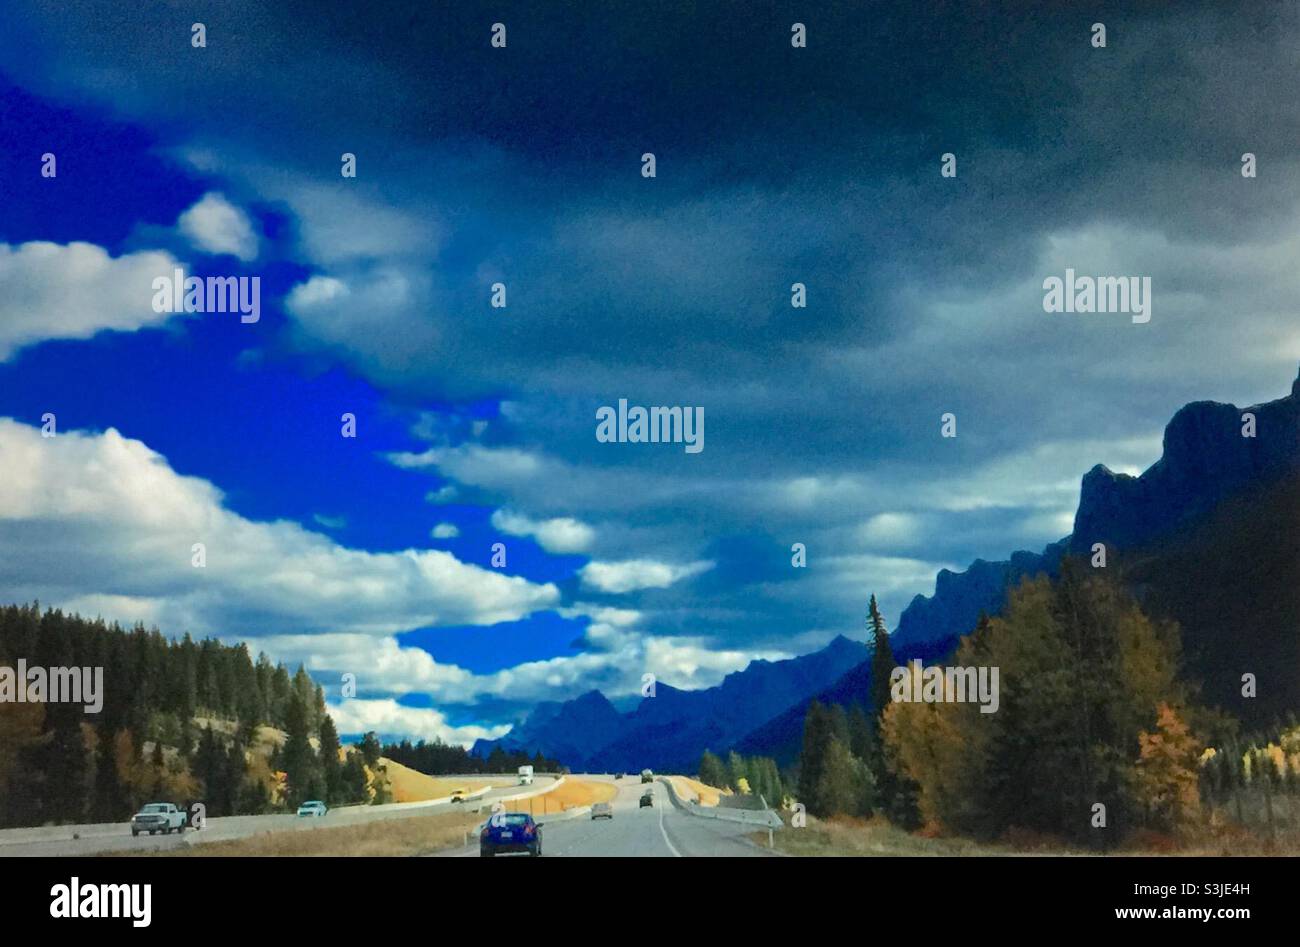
[1,1,1298,743]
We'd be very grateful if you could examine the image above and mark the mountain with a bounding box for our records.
[894,368,1300,651]
[472,634,868,771]
[471,689,624,765]
[481,369,1300,770]
[735,366,1300,759]
[1070,375,1300,555]
[893,542,1067,648]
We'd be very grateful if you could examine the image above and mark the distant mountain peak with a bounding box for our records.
[473,632,867,771]
[896,368,1300,648]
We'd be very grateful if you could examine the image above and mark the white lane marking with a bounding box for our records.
[657,804,682,858]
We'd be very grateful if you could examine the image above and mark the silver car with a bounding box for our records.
[591,801,614,820]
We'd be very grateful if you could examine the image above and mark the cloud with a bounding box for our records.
[176,192,258,262]
[430,522,459,539]
[0,419,560,637]
[325,698,508,746]
[0,242,184,360]
[579,558,714,595]
[257,622,774,717]
[490,509,594,554]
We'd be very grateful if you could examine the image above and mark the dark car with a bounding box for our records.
[480,812,542,857]
[639,792,654,808]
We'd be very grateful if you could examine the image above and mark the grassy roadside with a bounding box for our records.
[667,776,729,806]
[119,808,485,857]
[380,758,511,803]
[755,813,1300,857]
[756,815,1036,857]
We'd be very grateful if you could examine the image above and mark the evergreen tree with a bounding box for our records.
[726,750,748,791]
[698,750,728,789]
[281,692,319,808]
[847,702,874,761]
[341,752,369,803]
[798,701,835,817]
[318,714,344,804]
[358,731,383,769]
[868,594,895,715]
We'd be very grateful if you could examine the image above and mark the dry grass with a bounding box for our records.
[548,778,618,807]
[758,814,1078,857]
[122,809,485,857]
[669,776,729,806]
[379,758,503,803]
[760,810,1300,857]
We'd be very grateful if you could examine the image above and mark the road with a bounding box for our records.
[443,775,776,858]
[0,775,558,857]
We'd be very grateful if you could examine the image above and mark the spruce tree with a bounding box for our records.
[798,701,834,816]
[281,692,318,807]
[318,714,344,804]
[868,594,895,715]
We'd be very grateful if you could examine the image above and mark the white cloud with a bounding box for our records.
[0,242,184,360]
[257,633,476,699]
[389,443,544,486]
[325,698,508,746]
[858,512,925,549]
[0,419,559,637]
[490,509,595,554]
[431,522,459,539]
[579,558,714,594]
[177,192,259,262]
[258,620,774,710]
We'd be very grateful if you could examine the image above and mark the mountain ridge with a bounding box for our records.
[472,633,868,771]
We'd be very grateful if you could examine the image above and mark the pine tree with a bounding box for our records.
[868,594,895,715]
[798,701,834,816]
[847,702,874,761]
[318,714,344,804]
[341,752,369,803]
[281,692,319,808]
[698,750,728,789]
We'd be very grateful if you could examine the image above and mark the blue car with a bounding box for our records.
[480,812,542,857]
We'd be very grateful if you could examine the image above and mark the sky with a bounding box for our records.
[1,1,1298,744]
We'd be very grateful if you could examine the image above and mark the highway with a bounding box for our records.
[443,776,777,858]
[0,773,781,857]
[0,775,559,857]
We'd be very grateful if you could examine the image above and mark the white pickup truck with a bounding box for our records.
[130,802,187,836]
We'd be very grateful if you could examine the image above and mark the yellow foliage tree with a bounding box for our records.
[1135,702,1201,830]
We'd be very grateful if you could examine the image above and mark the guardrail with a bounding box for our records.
[657,777,783,829]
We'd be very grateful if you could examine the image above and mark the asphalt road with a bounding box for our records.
[0,775,557,857]
[446,776,775,858]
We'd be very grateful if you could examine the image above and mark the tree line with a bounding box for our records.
[697,749,784,804]
[794,566,1274,847]
[0,603,380,827]
[383,737,561,776]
